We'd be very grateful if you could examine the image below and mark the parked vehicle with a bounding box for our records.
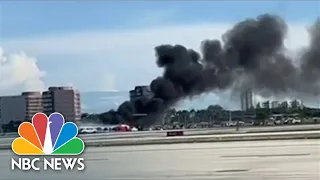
[131,127,138,131]
[274,119,282,125]
[111,124,130,132]
[79,127,98,134]
[292,118,301,124]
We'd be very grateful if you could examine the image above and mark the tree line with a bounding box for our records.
[81,100,320,125]
[2,100,319,132]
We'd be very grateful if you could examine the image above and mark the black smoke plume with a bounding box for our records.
[101,14,320,127]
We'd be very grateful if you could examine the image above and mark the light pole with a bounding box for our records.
[317,97,320,117]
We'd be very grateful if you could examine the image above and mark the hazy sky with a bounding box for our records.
[0,1,319,109]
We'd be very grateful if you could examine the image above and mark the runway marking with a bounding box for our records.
[215,169,249,173]
[221,153,310,158]
[83,158,109,162]
[6,157,109,162]
[83,143,319,154]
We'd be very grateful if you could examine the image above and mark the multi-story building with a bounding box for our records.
[279,101,289,109]
[271,101,280,109]
[262,101,270,109]
[290,99,301,109]
[240,89,253,111]
[0,95,26,125]
[22,92,43,122]
[0,91,42,125]
[42,86,81,122]
[129,85,153,102]
[0,86,81,127]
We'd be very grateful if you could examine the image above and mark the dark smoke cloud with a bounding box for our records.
[102,14,320,127]
[300,18,320,92]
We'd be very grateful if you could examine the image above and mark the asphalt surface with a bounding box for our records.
[1,124,320,145]
[84,130,320,143]
[0,139,319,180]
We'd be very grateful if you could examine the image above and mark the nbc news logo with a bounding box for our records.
[11,113,85,171]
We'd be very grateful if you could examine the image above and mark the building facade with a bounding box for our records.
[262,101,270,109]
[0,95,26,125]
[22,92,43,122]
[271,101,280,109]
[0,86,81,126]
[42,86,81,122]
[240,89,253,111]
[0,91,42,125]
[290,99,301,109]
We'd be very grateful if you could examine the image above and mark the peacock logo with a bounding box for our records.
[12,112,85,155]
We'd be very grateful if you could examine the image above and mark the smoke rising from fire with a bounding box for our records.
[102,14,320,126]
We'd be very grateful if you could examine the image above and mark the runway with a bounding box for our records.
[1,124,320,145]
[0,139,319,180]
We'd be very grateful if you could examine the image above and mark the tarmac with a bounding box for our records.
[0,139,319,180]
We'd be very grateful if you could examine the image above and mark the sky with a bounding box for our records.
[0,1,319,109]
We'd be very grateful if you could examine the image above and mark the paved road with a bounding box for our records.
[0,139,319,179]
